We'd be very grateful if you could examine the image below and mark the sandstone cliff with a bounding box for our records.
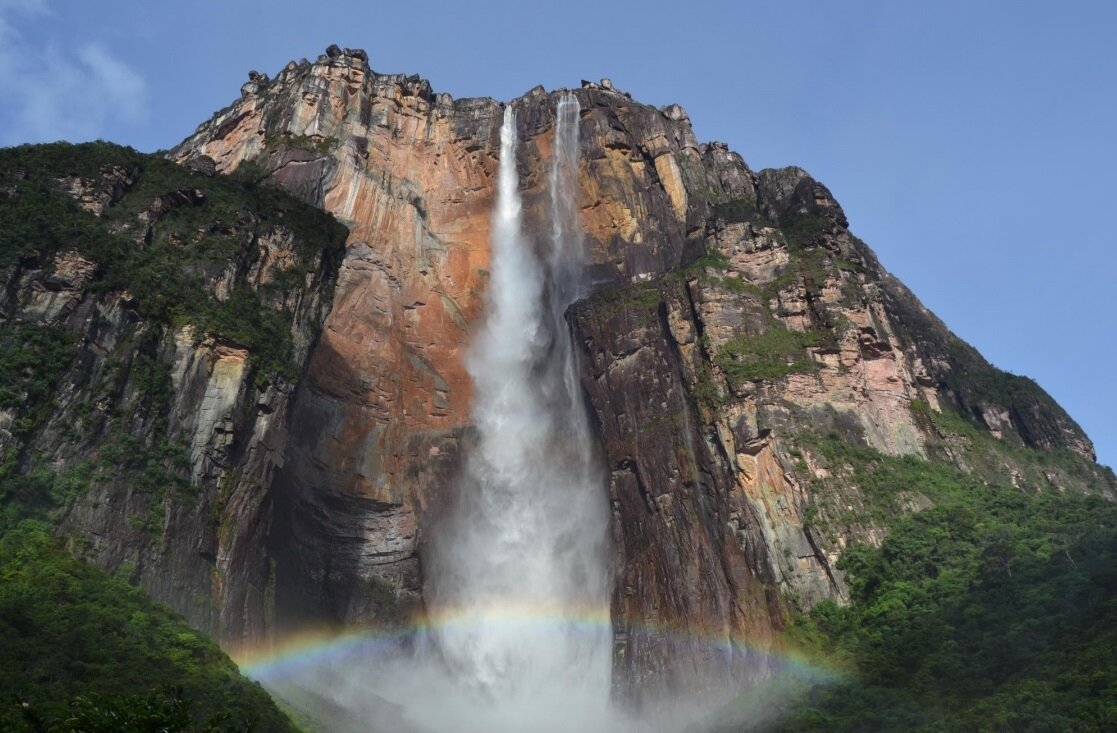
[139,44,1115,693]
[0,143,346,648]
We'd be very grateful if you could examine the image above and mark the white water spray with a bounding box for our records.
[420,93,614,731]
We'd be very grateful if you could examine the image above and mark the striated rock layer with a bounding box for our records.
[0,145,347,649]
[171,51,725,641]
[168,48,1110,697]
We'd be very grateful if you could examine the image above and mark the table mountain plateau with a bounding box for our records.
[2,44,1114,727]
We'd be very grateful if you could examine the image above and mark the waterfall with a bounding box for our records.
[249,95,652,733]
[245,92,811,733]
[422,92,614,731]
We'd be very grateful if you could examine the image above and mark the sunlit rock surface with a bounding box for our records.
[165,46,1106,692]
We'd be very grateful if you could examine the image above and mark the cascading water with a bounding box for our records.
[247,94,629,733]
[420,93,615,731]
[243,93,810,733]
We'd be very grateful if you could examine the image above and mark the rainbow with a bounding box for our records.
[233,603,844,686]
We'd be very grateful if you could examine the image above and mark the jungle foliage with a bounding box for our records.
[0,522,298,732]
[771,437,1117,732]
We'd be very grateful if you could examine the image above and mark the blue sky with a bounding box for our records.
[2,0,1113,467]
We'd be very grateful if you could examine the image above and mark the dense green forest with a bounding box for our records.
[0,521,298,732]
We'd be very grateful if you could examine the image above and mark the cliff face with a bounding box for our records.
[0,143,346,647]
[162,45,1110,689]
[171,50,726,636]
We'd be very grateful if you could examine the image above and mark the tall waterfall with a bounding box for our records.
[247,93,808,733]
[420,93,614,731]
[250,95,647,733]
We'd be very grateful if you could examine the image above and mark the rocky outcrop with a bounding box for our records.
[56,165,136,215]
[0,145,346,648]
[163,47,1110,688]
[572,150,1112,641]
[171,50,724,632]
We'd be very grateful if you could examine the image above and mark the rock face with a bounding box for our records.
[0,145,346,649]
[162,47,1117,693]
[573,161,1112,615]
[175,55,499,627]
[170,51,727,634]
[46,46,1100,694]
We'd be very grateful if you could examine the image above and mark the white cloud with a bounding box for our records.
[0,1,150,145]
[0,0,46,46]
[77,43,148,123]
[0,0,48,16]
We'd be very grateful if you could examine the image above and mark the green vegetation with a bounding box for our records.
[265,133,337,156]
[0,325,77,437]
[589,281,664,322]
[794,247,835,290]
[674,248,762,297]
[0,460,93,529]
[683,249,732,275]
[0,521,298,732]
[203,287,305,383]
[0,141,347,382]
[692,363,726,410]
[779,209,830,251]
[0,142,333,731]
[910,400,1115,496]
[697,199,866,378]
[710,198,763,224]
[1,339,187,532]
[934,337,1084,448]
[98,425,191,532]
[0,460,89,529]
[768,434,1117,732]
[805,432,984,523]
[715,325,819,384]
